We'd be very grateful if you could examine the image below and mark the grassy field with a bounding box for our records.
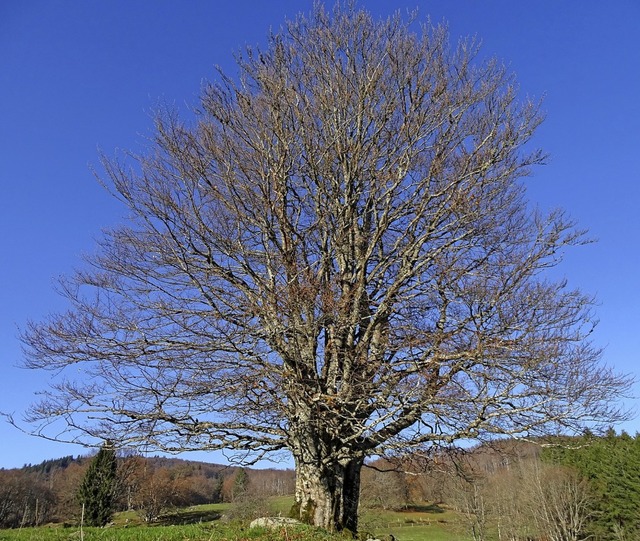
[360,504,469,541]
[263,497,468,541]
[0,500,469,541]
[0,523,337,541]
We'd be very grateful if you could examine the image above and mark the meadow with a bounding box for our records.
[0,499,469,541]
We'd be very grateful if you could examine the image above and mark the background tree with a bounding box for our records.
[50,460,87,522]
[126,462,179,523]
[18,3,631,533]
[232,467,249,503]
[450,473,490,541]
[113,454,145,512]
[447,447,594,541]
[0,470,55,528]
[134,465,181,522]
[544,431,640,540]
[527,463,593,541]
[210,475,224,504]
[359,460,409,511]
[76,444,118,527]
[249,468,296,498]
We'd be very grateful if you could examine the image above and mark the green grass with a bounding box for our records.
[0,523,213,541]
[265,495,294,516]
[0,501,334,541]
[259,496,469,540]
[359,504,470,541]
[0,522,337,541]
[0,500,470,541]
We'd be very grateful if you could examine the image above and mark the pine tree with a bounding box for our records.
[232,468,249,502]
[212,475,223,503]
[543,431,640,540]
[77,443,118,526]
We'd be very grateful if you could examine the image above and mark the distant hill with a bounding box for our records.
[0,451,295,528]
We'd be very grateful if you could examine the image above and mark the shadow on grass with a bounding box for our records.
[156,508,222,525]
[401,503,445,513]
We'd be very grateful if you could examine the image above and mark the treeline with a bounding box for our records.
[4,431,639,539]
[0,452,294,529]
[544,429,640,540]
[361,432,640,541]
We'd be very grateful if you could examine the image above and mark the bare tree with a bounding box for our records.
[451,473,490,541]
[0,470,55,528]
[129,464,178,523]
[528,463,594,541]
[15,3,630,533]
[360,461,409,511]
[447,450,591,541]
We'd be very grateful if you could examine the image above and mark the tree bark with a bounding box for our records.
[292,451,364,533]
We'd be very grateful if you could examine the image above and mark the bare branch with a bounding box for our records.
[14,4,631,533]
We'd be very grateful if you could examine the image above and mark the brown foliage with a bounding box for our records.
[0,470,56,528]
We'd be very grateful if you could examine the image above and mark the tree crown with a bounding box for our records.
[17,3,630,466]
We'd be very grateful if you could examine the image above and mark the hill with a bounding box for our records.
[0,452,294,529]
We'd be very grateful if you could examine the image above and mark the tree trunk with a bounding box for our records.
[292,453,364,534]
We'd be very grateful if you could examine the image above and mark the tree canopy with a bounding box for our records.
[17,3,630,532]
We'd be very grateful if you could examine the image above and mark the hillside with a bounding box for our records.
[0,452,294,529]
[3,433,640,540]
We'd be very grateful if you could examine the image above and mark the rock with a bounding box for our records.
[249,516,303,529]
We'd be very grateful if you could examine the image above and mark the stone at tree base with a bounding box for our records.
[249,516,303,529]
[249,516,395,541]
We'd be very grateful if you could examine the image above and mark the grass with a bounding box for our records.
[264,496,294,516]
[359,504,470,541]
[0,499,470,541]
[0,522,336,541]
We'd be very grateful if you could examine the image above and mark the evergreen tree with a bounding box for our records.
[212,475,223,503]
[544,431,640,540]
[232,468,249,502]
[76,444,118,526]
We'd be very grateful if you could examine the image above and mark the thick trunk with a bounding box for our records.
[292,453,364,534]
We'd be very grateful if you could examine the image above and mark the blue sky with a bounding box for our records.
[1,1,639,469]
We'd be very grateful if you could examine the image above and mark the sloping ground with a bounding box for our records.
[0,500,470,541]
[360,504,469,541]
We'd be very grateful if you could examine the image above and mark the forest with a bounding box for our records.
[0,453,294,529]
[1,431,639,541]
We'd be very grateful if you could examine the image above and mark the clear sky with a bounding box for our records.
[1,1,639,470]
